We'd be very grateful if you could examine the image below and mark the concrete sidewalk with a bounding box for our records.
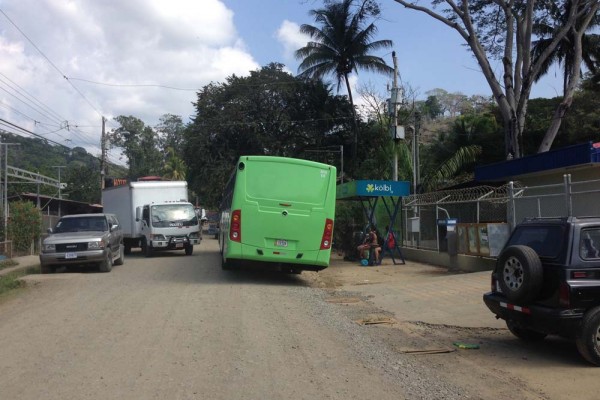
[319,254,504,329]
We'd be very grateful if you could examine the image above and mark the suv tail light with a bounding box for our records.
[559,281,571,308]
[572,271,589,279]
[320,218,334,250]
[230,209,241,242]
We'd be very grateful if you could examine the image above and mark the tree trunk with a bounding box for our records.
[344,73,359,160]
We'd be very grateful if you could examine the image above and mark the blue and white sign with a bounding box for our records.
[355,180,410,197]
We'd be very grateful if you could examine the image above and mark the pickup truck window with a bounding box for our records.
[55,216,108,233]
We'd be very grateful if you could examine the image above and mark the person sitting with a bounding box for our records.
[357,227,381,263]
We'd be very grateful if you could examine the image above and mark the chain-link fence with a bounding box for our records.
[402,185,512,251]
[401,174,600,256]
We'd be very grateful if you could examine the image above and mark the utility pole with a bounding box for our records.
[1,143,19,235]
[389,51,404,181]
[100,116,107,191]
[52,166,66,199]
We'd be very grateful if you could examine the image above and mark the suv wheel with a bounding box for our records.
[497,245,543,304]
[506,320,547,341]
[576,306,600,366]
[99,251,113,272]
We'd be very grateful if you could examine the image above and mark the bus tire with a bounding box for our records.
[221,256,231,270]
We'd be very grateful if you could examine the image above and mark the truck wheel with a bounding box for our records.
[114,244,125,266]
[40,263,54,274]
[506,320,547,341]
[185,244,193,255]
[497,245,543,304]
[99,251,113,272]
[143,239,153,258]
[576,306,600,366]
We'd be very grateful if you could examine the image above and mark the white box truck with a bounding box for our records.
[102,181,201,256]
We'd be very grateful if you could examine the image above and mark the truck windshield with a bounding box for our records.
[54,217,108,233]
[150,204,198,228]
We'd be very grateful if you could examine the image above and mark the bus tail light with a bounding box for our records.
[230,209,241,242]
[320,218,334,250]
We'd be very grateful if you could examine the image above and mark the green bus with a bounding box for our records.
[219,156,337,273]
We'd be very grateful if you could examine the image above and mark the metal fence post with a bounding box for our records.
[564,174,573,217]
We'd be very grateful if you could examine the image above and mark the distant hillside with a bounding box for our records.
[1,132,127,203]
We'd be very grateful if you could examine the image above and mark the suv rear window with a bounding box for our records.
[580,229,600,260]
[506,225,565,258]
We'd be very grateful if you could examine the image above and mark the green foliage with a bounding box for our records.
[110,116,163,179]
[6,201,41,254]
[184,63,355,207]
[0,267,36,298]
[64,163,101,204]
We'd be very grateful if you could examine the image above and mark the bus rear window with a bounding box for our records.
[245,161,331,205]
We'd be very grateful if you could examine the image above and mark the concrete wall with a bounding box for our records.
[401,247,496,272]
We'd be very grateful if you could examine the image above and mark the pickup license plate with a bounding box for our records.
[275,240,288,247]
[176,243,183,248]
[65,252,78,259]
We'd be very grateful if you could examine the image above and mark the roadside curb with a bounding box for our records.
[0,255,40,277]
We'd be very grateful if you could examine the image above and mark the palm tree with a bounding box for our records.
[532,1,600,95]
[163,147,187,181]
[295,0,393,159]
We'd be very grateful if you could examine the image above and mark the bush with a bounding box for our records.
[6,201,42,254]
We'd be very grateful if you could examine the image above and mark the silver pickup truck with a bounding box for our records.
[39,213,125,273]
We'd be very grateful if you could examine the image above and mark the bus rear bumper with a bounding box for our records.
[226,243,332,271]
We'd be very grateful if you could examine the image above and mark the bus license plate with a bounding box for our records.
[275,240,288,247]
[65,252,78,259]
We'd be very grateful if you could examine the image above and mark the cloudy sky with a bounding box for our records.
[0,0,565,166]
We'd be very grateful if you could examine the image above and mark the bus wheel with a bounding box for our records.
[221,256,231,270]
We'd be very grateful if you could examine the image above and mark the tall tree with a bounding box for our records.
[110,116,163,180]
[531,1,600,151]
[295,0,394,158]
[184,63,354,207]
[392,0,600,158]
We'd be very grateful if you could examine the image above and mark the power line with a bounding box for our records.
[0,8,105,119]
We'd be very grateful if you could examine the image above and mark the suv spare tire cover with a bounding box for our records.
[497,245,543,304]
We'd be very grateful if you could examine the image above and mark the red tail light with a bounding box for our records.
[559,281,570,308]
[572,271,589,279]
[491,274,497,292]
[320,218,334,250]
[230,209,241,242]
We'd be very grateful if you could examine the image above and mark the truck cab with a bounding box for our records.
[137,201,201,256]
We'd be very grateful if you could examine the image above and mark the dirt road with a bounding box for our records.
[0,240,593,399]
[0,240,464,400]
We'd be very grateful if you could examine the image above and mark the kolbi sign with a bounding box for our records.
[356,180,410,197]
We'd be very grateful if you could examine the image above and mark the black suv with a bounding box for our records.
[483,216,600,366]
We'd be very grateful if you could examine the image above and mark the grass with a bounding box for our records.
[0,259,19,271]
[0,266,38,298]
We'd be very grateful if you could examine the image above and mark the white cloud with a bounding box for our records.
[0,0,260,159]
[275,20,309,63]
